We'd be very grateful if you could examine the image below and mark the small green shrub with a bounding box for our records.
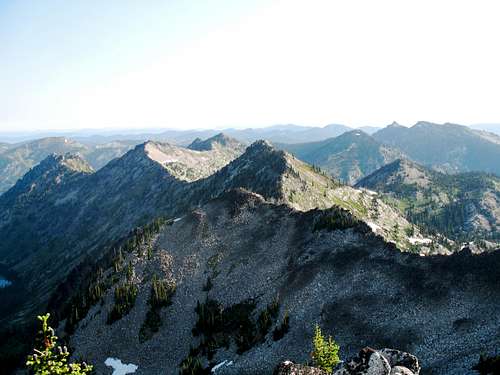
[179,352,209,375]
[185,297,285,367]
[107,283,138,324]
[313,207,360,232]
[311,324,340,373]
[139,276,176,342]
[26,314,93,374]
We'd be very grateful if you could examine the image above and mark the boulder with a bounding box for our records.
[334,347,391,375]
[274,361,328,375]
[390,366,415,375]
[379,348,420,374]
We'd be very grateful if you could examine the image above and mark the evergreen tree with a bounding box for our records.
[26,314,93,374]
[311,324,340,373]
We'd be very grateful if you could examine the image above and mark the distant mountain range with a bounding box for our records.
[2,121,500,197]
[0,124,378,144]
[372,121,500,175]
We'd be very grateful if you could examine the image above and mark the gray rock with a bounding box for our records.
[379,348,420,374]
[274,361,328,375]
[390,366,415,375]
[334,347,391,375]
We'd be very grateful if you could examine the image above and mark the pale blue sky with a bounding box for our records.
[1,0,500,131]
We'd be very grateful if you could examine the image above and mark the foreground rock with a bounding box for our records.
[274,361,327,375]
[335,347,420,375]
[276,348,420,375]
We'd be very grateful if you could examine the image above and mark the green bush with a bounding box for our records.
[313,207,360,232]
[107,283,138,324]
[26,314,93,374]
[139,275,176,342]
[179,352,209,375]
[311,324,340,373]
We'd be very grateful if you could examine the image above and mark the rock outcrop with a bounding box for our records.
[276,348,420,375]
[334,347,419,375]
[274,361,327,375]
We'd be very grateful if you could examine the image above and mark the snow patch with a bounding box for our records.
[211,360,233,373]
[104,358,138,375]
[366,221,381,233]
[409,237,432,245]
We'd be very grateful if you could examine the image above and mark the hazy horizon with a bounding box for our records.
[0,121,499,136]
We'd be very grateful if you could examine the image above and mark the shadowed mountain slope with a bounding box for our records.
[64,189,500,375]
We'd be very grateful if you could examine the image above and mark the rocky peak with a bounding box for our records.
[187,133,244,151]
[54,153,94,174]
[388,121,404,128]
[245,139,276,154]
[18,152,93,182]
[0,153,93,203]
[356,158,432,190]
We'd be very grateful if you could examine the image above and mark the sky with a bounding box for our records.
[1,0,500,132]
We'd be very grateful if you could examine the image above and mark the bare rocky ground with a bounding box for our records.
[71,190,500,375]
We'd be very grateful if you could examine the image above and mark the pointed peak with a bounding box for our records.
[388,121,404,128]
[2,153,93,199]
[243,139,278,156]
[187,133,243,151]
[248,139,274,149]
[39,153,93,174]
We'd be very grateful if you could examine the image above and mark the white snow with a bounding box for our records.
[104,358,138,375]
[366,221,381,233]
[211,360,234,373]
[173,217,183,223]
[409,237,432,245]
